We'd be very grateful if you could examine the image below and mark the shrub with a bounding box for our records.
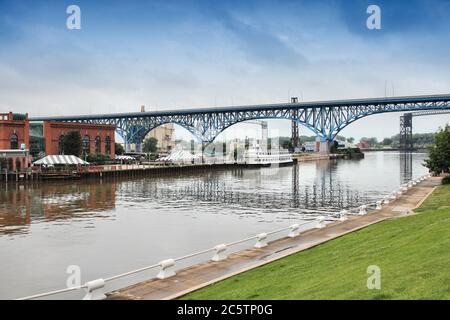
[424,125,450,174]
[86,153,110,165]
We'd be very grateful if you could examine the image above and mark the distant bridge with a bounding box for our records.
[31,95,450,149]
[400,109,450,150]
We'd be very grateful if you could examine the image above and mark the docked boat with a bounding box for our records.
[243,144,293,167]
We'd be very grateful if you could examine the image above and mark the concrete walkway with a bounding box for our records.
[107,177,441,300]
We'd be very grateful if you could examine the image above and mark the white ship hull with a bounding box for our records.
[243,147,293,167]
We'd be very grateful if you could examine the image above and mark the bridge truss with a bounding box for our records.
[399,109,450,150]
[31,95,450,147]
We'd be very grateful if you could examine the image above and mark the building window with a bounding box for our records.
[82,135,90,156]
[95,136,101,153]
[10,134,18,149]
[58,135,65,155]
[105,136,111,155]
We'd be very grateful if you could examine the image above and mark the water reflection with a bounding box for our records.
[400,152,413,183]
[0,163,368,236]
[107,163,369,215]
[0,181,116,235]
[0,152,426,237]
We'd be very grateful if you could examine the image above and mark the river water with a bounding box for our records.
[0,151,428,299]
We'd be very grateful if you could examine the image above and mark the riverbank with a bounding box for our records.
[292,153,344,162]
[362,148,427,152]
[1,153,360,183]
[292,152,364,163]
[180,177,449,300]
[106,176,441,300]
[0,162,267,183]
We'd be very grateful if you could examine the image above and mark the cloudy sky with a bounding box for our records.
[1,0,450,141]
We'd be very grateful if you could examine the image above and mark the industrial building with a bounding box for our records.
[145,124,175,153]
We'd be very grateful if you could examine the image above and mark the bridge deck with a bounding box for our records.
[28,94,450,144]
[107,177,441,300]
[30,94,450,120]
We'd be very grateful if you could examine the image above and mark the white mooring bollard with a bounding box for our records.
[383,196,390,205]
[157,259,176,279]
[359,205,367,215]
[316,216,326,229]
[338,210,348,221]
[254,233,268,248]
[375,201,382,210]
[82,279,106,300]
[402,187,408,193]
[288,224,300,238]
[211,244,227,262]
[390,192,397,200]
[397,190,403,197]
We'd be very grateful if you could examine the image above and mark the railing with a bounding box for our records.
[17,173,432,300]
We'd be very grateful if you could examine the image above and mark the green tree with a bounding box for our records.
[62,131,82,156]
[346,137,355,143]
[281,140,293,150]
[330,140,340,153]
[413,133,436,147]
[382,138,393,146]
[143,137,158,153]
[299,135,317,143]
[115,143,125,155]
[425,125,450,174]
[389,133,436,149]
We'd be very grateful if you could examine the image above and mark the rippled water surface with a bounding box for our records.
[0,152,427,298]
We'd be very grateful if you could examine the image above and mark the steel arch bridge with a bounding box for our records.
[30,94,450,146]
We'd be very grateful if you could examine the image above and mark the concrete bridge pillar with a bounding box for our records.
[319,140,332,154]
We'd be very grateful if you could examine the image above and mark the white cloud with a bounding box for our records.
[1,1,450,141]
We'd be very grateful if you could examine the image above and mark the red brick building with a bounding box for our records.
[0,112,29,150]
[1,112,116,174]
[0,112,31,172]
[43,121,115,157]
[356,140,371,149]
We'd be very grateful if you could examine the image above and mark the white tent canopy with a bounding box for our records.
[116,155,135,161]
[34,155,89,166]
[158,150,202,162]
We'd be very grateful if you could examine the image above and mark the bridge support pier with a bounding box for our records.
[319,141,332,154]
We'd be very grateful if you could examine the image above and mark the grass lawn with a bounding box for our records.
[181,184,450,300]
